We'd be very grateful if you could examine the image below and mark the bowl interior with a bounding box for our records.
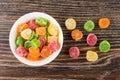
[9,12,63,66]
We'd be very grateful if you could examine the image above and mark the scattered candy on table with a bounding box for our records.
[99,18,110,29]
[86,51,98,61]
[71,29,83,41]
[65,17,111,62]
[65,18,76,30]
[84,20,95,32]
[99,40,111,52]
[69,47,80,58]
[87,33,97,46]
[15,17,60,61]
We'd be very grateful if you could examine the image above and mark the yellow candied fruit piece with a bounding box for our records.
[21,28,32,40]
[48,36,58,43]
[65,18,76,30]
[48,23,59,36]
[86,51,98,61]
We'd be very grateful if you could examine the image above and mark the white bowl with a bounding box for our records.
[9,12,63,66]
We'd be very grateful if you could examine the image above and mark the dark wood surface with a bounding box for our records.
[0,0,120,80]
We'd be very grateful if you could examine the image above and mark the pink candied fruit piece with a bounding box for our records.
[87,33,97,46]
[69,47,80,58]
[28,20,39,30]
[16,46,28,57]
[48,41,60,52]
[38,37,46,51]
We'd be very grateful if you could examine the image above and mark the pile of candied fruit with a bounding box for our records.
[15,17,60,61]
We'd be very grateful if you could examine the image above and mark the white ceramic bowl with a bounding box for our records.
[9,12,63,66]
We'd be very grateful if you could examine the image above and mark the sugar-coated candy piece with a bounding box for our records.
[87,33,97,46]
[35,27,46,35]
[65,18,76,30]
[24,41,31,50]
[84,20,95,32]
[48,36,58,43]
[17,23,28,33]
[29,47,41,57]
[48,41,60,52]
[99,40,111,52]
[16,36,24,47]
[86,51,98,61]
[71,29,83,41]
[38,37,46,50]
[35,17,48,26]
[48,23,58,36]
[31,39,40,48]
[29,31,38,40]
[69,47,80,58]
[28,20,39,30]
[27,53,39,61]
[40,46,52,58]
[16,46,28,57]
[21,28,32,40]
[99,18,110,29]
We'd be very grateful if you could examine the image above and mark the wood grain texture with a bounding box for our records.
[0,0,120,80]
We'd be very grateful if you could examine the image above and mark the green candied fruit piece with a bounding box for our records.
[35,17,48,26]
[45,20,50,28]
[24,41,31,50]
[31,39,40,48]
[84,20,95,32]
[99,40,111,52]
[16,36,24,47]
[29,31,38,41]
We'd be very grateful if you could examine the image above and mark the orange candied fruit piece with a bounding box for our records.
[29,47,41,57]
[17,23,28,33]
[40,46,52,58]
[35,27,46,35]
[27,53,39,61]
[71,29,83,41]
[99,18,110,29]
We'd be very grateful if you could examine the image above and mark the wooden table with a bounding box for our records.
[0,0,120,80]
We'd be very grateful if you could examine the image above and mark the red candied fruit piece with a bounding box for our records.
[48,41,60,52]
[38,37,46,51]
[16,46,28,57]
[69,47,80,58]
[87,33,97,46]
[28,20,39,30]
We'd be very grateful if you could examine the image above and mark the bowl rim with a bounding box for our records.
[9,12,63,66]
